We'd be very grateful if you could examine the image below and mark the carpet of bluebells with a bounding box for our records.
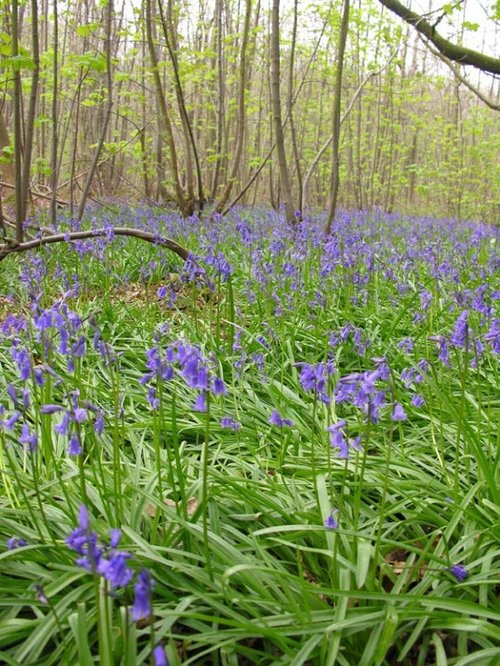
[0,206,499,665]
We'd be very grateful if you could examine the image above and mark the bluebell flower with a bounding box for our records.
[94,411,105,435]
[411,394,425,407]
[269,410,294,428]
[132,569,152,620]
[7,537,28,550]
[98,551,134,589]
[328,420,349,458]
[153,645,169,666]
[3,411,21,430]
[20,423,38,451]
[484,319,499,353]
[220,417,241,430]
[450,310,469,349]
[54,412,71,436]
[109,529,121,549]
[73,408,87,424]
[324,511,338,529]
[66,505,103,572]
[449,564,468,581]
[68,434,82,456]
[193,393,207,412]
[391,403,407,421]
[298,362,333,404]
[212,376,227,396]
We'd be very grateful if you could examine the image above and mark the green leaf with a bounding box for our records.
[68,604,94,666]
[4,54,35,71]
[356,539,373,588]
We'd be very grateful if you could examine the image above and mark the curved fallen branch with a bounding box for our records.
[0,227,191,263]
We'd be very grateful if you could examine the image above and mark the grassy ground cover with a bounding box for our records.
[0,207,498,665]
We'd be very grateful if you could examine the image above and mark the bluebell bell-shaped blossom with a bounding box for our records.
[398,337,414,353]
[484,319,499,353]
[66,506,103,572]
[98,551,134,589]
[132,569,152,621]
[450,310,469,349]
[7,537,28,550]
[20,423,38,451]
[68,433,82,455]
[324,510,339,529]
[147,387,160,409]
[11,346,31,381]
[220,417,241,430]
[449,564,468,581]
[299,361,334,404]
[411,394,425,408]
[153,645,168,666]
[328,422,361,459]
[391,403,407,421]
[94,411,105,435]
[193,393,207,412]
[0,410,21,431]
[269,409,294,428]
[429,335,450,367]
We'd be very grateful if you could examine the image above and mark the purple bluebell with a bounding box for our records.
[68,434,82,456]
[450,310,469,349]
[73,408,88,424]
[269,410,294,428]
[20,423,38,451]
[328,421,348,457]
[484,319,499,353]
[153,645,169,666]
[193,393,207,412]
[98,551,134,589]
[132,569,152,621]
[7,537,28,550]
[411,394,425,407]
[94,412,105,435]
[220,417,241,430]
[449,564,468,581]
[324,511,338,529]
[66,505,103,572]
[391,403,407,421]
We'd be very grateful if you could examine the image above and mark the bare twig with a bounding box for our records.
[423,37,500,111]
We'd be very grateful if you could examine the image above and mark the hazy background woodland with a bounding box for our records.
[0,0,499,226]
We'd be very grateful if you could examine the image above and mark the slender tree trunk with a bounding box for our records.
[270,0,294,224]
[287,0,303,212]
[159,0,204,210]
[325,0,350,234]
[12,0,23,241]
[210,0,225,200]
[145,0,187,213]
[76,0,114,221]
[214,0,252,214]
[50,0,58,226]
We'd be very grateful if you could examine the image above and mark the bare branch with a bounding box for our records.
[422,38,500,110]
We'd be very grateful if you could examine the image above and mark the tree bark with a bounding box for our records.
[270,0,295,224]
[325,0,350,234]
[214,0,253,214]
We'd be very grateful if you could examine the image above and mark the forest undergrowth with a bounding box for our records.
[0,206,498,665]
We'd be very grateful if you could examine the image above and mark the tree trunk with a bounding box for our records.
[325,0,350,234]
[270,0,295,224]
